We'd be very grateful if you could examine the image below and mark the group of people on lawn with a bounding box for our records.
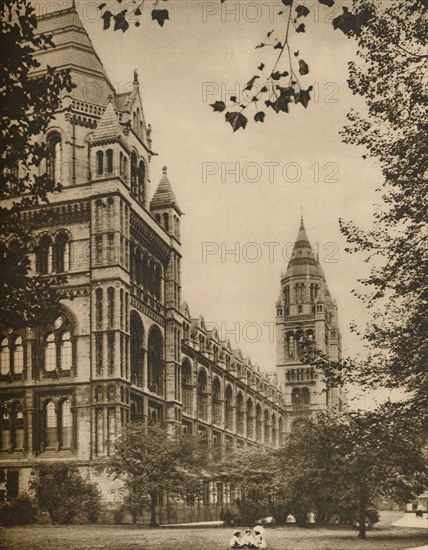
[229,523,267,549]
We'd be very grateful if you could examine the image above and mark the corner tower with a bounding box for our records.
[275,218,342,431]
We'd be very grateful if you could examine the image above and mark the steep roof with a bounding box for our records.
[150,166,181,214]
[283,217,322,279]
[91,100,125,144]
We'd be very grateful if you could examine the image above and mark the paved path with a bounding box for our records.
[392,513,428,529]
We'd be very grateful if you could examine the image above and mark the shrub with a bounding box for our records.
[0,495,38,525]
[30,463,101,524]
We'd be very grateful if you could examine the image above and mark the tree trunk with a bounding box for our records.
[149,492,159,528]
[358,485,367,540]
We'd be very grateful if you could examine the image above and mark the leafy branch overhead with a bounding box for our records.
[97,0,375,131]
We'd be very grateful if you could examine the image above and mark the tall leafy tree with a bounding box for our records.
[0,0,73,328]
[278,406,427,539]
[106,423,207,527]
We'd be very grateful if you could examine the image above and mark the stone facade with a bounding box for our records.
[0,6,343,506]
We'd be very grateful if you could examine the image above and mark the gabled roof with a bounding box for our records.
[150,166,181,214]
[91,101,125,145]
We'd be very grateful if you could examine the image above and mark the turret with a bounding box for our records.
[150,166,182,241]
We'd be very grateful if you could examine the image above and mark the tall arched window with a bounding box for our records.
[12,337,24,374]
[38,235,53,275]
[60,399,72,448]
[55,232,70,273]
[246,399,254,439]
[264,409,270,445]
[107,287,115,328]
[130,152,137,195]
[138,160,145,204]
[47,132,62,183]
[45,333,56,371]
[60,331,72,371]
[148,327,164,395]
[130,311,145,387]
[197,369,208,421]
[45,401,57,448]
[14,404,24,450]
[96,288,103,329]
[96,150,104,176]
[224,385,233,431]
[236,392,244,435]
[106,149,113,174]
[154,264,162,301]
[1,407,10,450]
[182,360,193,415]
[278,416,284,447]
[255,404,262,442]
[1,338,10,375]
[212,378,221,426]
[271,413,278,448]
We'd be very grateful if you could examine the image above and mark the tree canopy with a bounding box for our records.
[0,0,73,328]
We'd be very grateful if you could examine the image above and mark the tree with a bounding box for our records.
[30,463,101,524]
[106,423,207,527]
[0,0,73,329]
[278,407,427,539]
[214,446,285,525]
[338,0,428,423]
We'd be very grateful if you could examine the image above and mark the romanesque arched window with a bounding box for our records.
[236,392,244,436]
[197,369,208,421]
[37,234,53,275]
[246,399,254,439]
[0,338,10,375]
[130,152,138,195]
[255,404,262,442]
[60,332,72,371]
[96,287,103,329]
[130,311,145,387]
[12,336,24,375]
[106,149,113,174]
[0,402,24,451]
[271,413,278,448]
[45,333,56,371]
[278,416,284,447]
[154,263,162,301]
[107,287,115,328]
[55,232,70,273]
[96,150,104,176]
[59,399,72,449]
[42,315,74,374]
[138,160,145,204]
[212,378,222,426]
[224,385,233,431]
[182,360,193,415]
[264,409,270,445]
[0,406,10,450]
[47,132,62,183]
[45,401,57,448]
[147,326,164,395]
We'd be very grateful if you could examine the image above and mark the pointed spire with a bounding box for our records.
[134,69,139,85]
[92,101,125,144]
[150,166,182,214]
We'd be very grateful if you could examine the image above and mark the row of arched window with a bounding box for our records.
[42,399,73,450]
[1,336,24,376]
[0,402,24,451]
[36,231,70,274]
[182,362,284,446]
[283,283,320,305]
[286,329,314,357]
[130,243,163,300]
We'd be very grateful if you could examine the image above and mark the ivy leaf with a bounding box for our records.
[152,9,169,27]
[254,111,265,123]
[295,86,313,108]
[135,7,142,16]
[299,59,309,75]
[319,0,335,6]
[98,3,106,10]
[114,10,129,32]
[296,23,305,33]
[266,86,294,113]
[244,75,259,91]
[274,42,283,49]
[210,101,226,113]
[256,43,266,49]
[230,96,237,103]
[296,5,310,17]
[260,86,268,93]
[258,63,265,71]
[225,112,248,132]
[294,51,299,57]
[282,0,293,5]
[271,70,289,80]
[102,10,113,30]
[267,29,274,38]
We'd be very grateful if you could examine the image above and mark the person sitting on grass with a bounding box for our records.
[241,528,257,548]
[229,530,243,548]
[254,526,267,549]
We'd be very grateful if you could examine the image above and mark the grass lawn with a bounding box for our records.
[1,511,426,550]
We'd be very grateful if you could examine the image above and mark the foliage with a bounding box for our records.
[338,0,428,424]
[0,494,39,525]
[214,446,286,525]
[98,0,374,130]
[278,406,427,538]
[30,463,101,524]
[0,0,73,329]
[106,423,208,527]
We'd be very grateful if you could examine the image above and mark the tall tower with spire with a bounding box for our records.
[275,218,343,432]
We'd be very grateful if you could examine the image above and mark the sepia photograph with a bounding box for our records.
[0,0,427,549]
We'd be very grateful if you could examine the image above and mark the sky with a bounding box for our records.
[40,0,389,406]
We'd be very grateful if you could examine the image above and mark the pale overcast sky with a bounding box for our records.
[41,1,390,406]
